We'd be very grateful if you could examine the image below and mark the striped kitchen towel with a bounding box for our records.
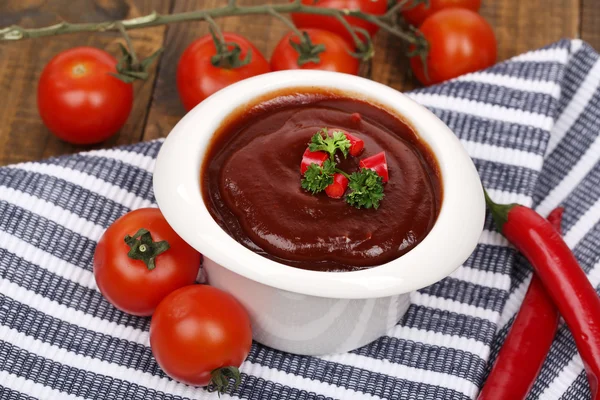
[0,38,598,400]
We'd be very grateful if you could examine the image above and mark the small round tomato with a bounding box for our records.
[271,29,360,75]
[291,0,388,47]
[401,0,482,27]
[93,208,201,316]
[150,285,252,389]
[37,47,134,145]
[410,8,496,85]
[177,33,271,111]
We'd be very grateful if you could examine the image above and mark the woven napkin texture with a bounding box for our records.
[0,39,599,400]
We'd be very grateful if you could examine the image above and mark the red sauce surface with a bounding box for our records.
[202,90,442,272]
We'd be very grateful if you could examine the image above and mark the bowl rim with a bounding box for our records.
[153,70,485,299]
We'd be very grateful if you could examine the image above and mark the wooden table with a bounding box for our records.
[0,0,598,166]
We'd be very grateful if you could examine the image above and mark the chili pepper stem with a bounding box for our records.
[483,188,517,232]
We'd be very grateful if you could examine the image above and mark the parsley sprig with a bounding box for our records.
[301,159,335,194]
[308,128,351,160]
[346,169,385,209]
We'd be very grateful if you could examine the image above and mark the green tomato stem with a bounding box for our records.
[209,366,241,394]
[124,228,170,270]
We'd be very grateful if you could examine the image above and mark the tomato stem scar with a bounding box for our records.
[124,228,170,270]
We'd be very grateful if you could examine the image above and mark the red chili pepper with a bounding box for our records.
[325,173,349,199]
[300,147,328,174]
[547,207,565,231]
[478,208,563,400]
[485,192,600,399]
[360,151,389,182]
[342,131,364,156]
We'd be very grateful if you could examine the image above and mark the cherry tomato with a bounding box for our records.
[291,0,388,47]
[37,47,134,145]
[271,29,360,75]
[410,8,496,85]
[401,0,481,27]
[150,285,252,388]
[93,208,201,316]
[177,33,271,111]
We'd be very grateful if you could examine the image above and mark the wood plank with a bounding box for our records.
[143,0,292,141]
[369,27,418,92]
[373,0,581,90]
[581,0,600,52]
[0,0,171,166]
[480,0,579,62]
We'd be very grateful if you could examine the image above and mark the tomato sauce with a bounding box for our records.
[202,89,442,272]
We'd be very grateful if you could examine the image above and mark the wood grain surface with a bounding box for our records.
[0,0,597,166]
[582,0,600,49]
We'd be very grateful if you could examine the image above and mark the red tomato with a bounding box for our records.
[150,285,252,388]
[37,47,134,145]
[401,0,481,27]
[271,29,360,75]
[177,33,271,111]
[291,0,388,47]
[93,208,201,316]
[410,8,496,85]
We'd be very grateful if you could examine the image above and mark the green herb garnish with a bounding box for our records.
[308,128,351,160]
[345,168,385,209]
[301,159,336,194]
[301,128,386,208]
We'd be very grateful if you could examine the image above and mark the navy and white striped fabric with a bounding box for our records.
[0,39,599,399]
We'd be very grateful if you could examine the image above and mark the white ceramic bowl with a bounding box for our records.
[153,70,485,356]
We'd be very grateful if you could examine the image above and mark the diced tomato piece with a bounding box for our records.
[359,152,389,182]
[350,113,362,124]
[300,148,328,174]
[325,173,349,199]
[343,131,364,156]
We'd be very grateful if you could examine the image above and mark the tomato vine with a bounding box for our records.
[0,0,430,80]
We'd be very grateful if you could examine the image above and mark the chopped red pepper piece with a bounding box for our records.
[342,131,364,156]
[300,147,328,174]
[325,173,349,199]
[350,112,362,124]
[359,152,389,182]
